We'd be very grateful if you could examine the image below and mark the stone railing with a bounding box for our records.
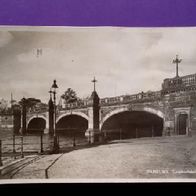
[100,91,162,106]
[27,91,162,113]
[61,100,89,110]
[60,91,162,109]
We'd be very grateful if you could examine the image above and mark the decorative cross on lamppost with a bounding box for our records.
[91,77,97,91]
[173,55,182,78]
[50,79,59,153]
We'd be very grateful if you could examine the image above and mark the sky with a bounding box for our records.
[0,26,196,103]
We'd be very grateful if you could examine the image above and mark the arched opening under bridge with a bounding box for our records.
[101,111,163,140]
[56,115,88,144]
[27,117,46,134]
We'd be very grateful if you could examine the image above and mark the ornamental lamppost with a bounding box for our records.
[50,79,59,153]
[21,97,27,135]
[11,93,16,158]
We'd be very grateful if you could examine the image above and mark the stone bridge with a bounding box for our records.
[27,99,165,131]
[24,73,196,142]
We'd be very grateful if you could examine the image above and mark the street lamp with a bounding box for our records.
[11,94,16,158]
[50,80,59,153]
[21,97,26,135]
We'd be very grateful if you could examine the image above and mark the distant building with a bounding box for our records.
[162,73,196,94]
[0,99,20,130]
[0,114,13,129]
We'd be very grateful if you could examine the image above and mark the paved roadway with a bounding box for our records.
[1,135,196,181]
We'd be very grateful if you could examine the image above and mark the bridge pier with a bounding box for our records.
[85,128,101,143]
[163,120,174,136]
[44,128,49,134]
[44,117,49,134]
[85,91,101,144]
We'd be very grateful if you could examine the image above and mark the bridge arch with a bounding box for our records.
[100,106,164,139]
[27,115,48,127]
[56,111,89,124]
[27,115,48,133]
[100,106,164,129]
[56,112,89,136]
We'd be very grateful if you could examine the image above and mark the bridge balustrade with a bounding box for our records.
[100,91,161,106]
[62,100,90,110]
[26,91,162,114]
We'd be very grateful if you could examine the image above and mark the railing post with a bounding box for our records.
[0,140,3,166]
[88,131,91,144]
[13,134,16,159]
[104,130,106,140]
[152,125,154,137]
[73,132,76,147]
[40,133,43,154]
[21,136,24,158]
[119,129,122,140]
[58,135,60,147]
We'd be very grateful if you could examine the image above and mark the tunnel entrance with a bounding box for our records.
[27,118,46,134]
[56,115,88,138]
[101,111,163,140]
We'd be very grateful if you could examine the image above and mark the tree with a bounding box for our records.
[61,88,78,104]
[0,99,8,112]
[19,98,41,110]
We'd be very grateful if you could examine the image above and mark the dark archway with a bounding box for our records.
[56,115,88,138]
[177,114,188,135]
[27,118,46,134]
[101,111,163,140]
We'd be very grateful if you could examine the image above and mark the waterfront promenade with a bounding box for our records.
[1,134,196,180]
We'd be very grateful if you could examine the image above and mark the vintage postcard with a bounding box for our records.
[0,26,196,183]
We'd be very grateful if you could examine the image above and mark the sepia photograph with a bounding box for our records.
[0,26,196,182]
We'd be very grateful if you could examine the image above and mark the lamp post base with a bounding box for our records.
[52,135,59,154]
